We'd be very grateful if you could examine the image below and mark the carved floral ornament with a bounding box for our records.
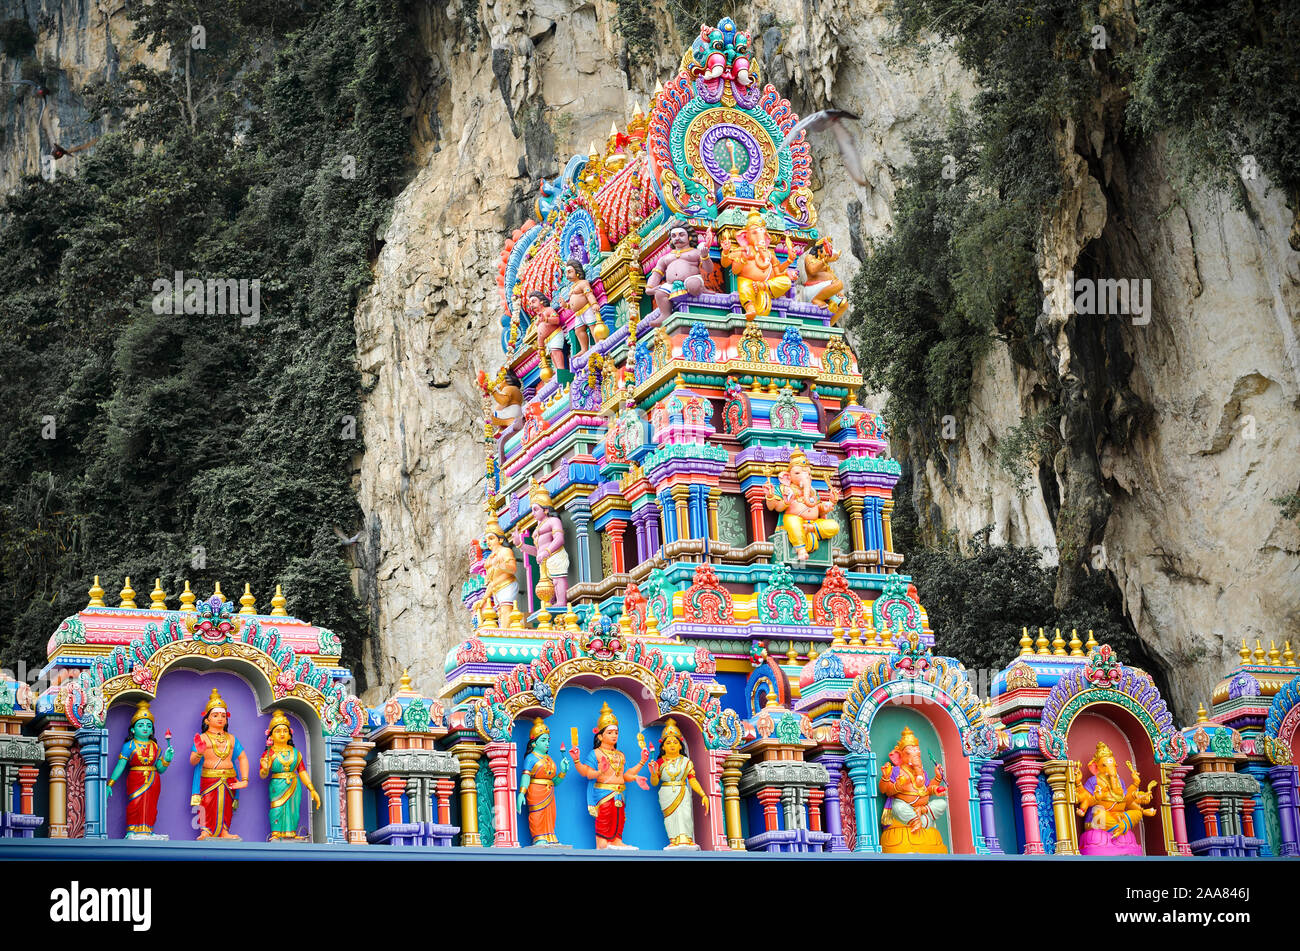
[837,636,999,758]
[58,611,366,738]
[1037,645,1188,764]
[469,633,741,751]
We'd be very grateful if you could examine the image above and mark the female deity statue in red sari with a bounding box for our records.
[106,700,174,838]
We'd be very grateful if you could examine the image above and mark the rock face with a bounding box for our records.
[351,0,973,700]
[6,0,1296,719]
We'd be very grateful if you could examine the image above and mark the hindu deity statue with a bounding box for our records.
[563,258,605,350]
[106,700,174,838]
[1073,742,1156,855]
[648,718,708,849]
[512,478,569,608]
[482,515,519,619]
[764,450,839,560]
[527,290,566,379]
[719,211,794,321]
[646,224,714,322]
[516,717,570,846]
[878,726,949,854]
[477,368,524,434]
[569,702,650,849]
[189,688,249,840]
[258,709,320,841]
[802,236,847,322]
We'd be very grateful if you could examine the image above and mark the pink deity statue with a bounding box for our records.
[646,225,714,321]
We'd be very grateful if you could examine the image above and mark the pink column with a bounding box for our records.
[1169,765,1193,856]
[485,741,520,848]
[1008,759,1046,855]
[706,749,728,850]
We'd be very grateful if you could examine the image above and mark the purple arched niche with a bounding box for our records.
[103,669,308,842]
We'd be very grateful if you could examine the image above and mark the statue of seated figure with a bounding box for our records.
[1073,742,1155,855]
[879,726,948,853]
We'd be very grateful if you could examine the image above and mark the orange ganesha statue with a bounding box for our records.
[719,211,794,321]
[879,726,949,853]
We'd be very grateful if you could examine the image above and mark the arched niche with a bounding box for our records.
[1065,701,1164,855]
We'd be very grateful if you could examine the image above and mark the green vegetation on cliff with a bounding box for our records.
[0,0,415,682]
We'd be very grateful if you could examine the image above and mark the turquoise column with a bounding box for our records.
[570,501,593,583]
[845,751,879,852]
[74,726,109,839]
[324,735,348,844]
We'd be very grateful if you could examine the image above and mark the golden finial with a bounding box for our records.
[564,606,580,633]
[399,667,413,691]
[479,599,499,629]
[270,584,288,616]
[645,608,660,638]
[211,581,225,603]
[537,606,554,631]
[764,690,779,709]
[508,605,525,629]
[1239,638,1251,663]
[1035,628,1050,655]
[1196,702,1210,724]
[1051,628,1066,656]
[119,577,137,609]
[847,625,861,647]
[1085,629,1098,651]
[785,644,799,664]
[149,578,167,610]
[1254,639,1266,663]
[831,626,846,647]
[1285,641,1295,667]
[1018,627,1033,656]
[808,646,819,662]
[88,575,106,608]
[179,580,196,612]
[1068,628,1083,656]
[1268,640,1280,664]
[239,583,256,615]
[587,140,598,157]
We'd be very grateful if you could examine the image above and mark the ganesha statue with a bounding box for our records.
[878,727,948,853]
[720,212,794,321]
[764,450,839,560]
[1073,742,1156,855]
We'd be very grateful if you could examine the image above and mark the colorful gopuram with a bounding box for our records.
[2,20,1298,859]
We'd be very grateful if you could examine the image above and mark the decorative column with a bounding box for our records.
[1269,764,1299,856]
[756,787,781,833]
[707,487,720,543]
[845,752,878,852]
[742,486,767,545]
[1042,760,1078,855]
[607,521,627,574]
[1167,764,1193,856]
[819,755,849,852]
[843,497,865,554]
[435,778,455,825]
[323,735,348,843]
[1242,797,1257,840]
[631,509,648,564]
[381,776,406,825]
[39,724,75,838]
[704,749,728,850]
[1196,796,1221,837]
[341,738,374,845]
[485,741,520,847]
[657,490,678,544]
[721,752,747,850]
[881,499,895,552]
[672,486,690,541]
[645,508,663,558]
[570,501,593,583]
[18,766,39,816]
[73,726,108,839]
[977,759,1004,854]
[1007,758,1045,854]
[807,787,825,834]
[452,743,483,847]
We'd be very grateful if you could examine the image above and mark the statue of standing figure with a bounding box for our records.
[482,515,519,620]
[189,688,249,840]
[562,258,605,353]
[106,700,173,838]
[569,702,650,849]
[527,291,566,379]
[646,224,714,321]
[513,479,569,608]
[259,709,320,841]
[648,718,708,849]
[517,717,570,846]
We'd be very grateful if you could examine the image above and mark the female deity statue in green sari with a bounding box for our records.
[258,709,320,841]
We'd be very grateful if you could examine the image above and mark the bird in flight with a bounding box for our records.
[782,109,866,186]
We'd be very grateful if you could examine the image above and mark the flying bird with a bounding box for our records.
[50,137,98,159]
[782,108,866,186]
